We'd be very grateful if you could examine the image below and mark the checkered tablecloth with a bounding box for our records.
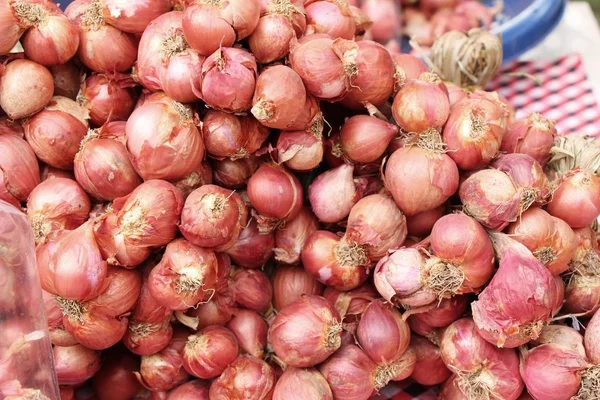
[376,52,600,400]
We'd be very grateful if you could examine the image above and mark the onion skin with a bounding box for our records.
[226,219,274,269]
[251,64,306,129]
[0,59,54,119]
[0,0,24,54]
[231,269,273,313]
[391,53,428,94]
[102,0,173,34]
[305,0,356,39]
[247,163,304,233]
[410,295,470,330]
[93,350,142,400]
[202,110,253,160]
[323,284,378,325]
[506,208,577,276]
[183,325,239,379]
[472,234,562,348]
[273,265,324,311]
[269,295,342,367]
[385,145,459,216]
[547,171,600,229]
[80,73,137,126]
[126,97,204,181]
[248,13,296,64]
[273,367,333,400]
[53,344,101,386]
[443,97,508,171]
[319,344,376,400]
[212,156,259,189]
[340,115,398,163]
[148,238,219,311]
[27,177,91,244]
[345,194,407,261]
[273,206,320,265]
[410,335,451,386]
[227,310,268,359]
[171,162,213,200]
[491,153,550,206]
[341,40,395,109]
[406,205,444,238]
[534,325,586,356]
[501,113,556,167]
[167,380,209,400]
[360,0,400,42]
[309,164,366,223]
[201,47,258,113]
[277,130,324,172]
[440,318,524,400]
[392,74,450,133]
[586,311,600,363]
[521,344,588,400]
[0,129,40,207]
[459,169,522,230]
[209,355,275,400]
[302,230,370,291]
[356,300,410,365]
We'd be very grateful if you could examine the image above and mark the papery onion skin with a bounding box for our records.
[209,355,275,400]
[521,344,588,400]
[102,0,173,34]
[392,74,450,133]
[272,265,324,311]
[200,47,257,113]
[248,13,295,64]
[269,295,342,367]
[273,367,333,400]
[247,163,303,233]
[149,238,219,311]
[547,171,600,229]
[187,291,235,330]
[534,325,586,356]
[410,295,470,330]
[137,328,190,392]
[231,268,273,313]
[356,300,411,365]
[0,59,54,119]
[491,153,550,206]
[53,344,101,386]
[410,335,451,386]
[305,0,356,39]
[226,219,274,269]
[385,145,459,216]
[251,64,306,129]
[323,284,378,326]
[406,205,444,238]
[277,130,324,172]
[179,185,248,251]
[212,156,259,189]
[459,169,522,230]
[93,350,142,400]
[443,97,508,171]
[341,40,395,109]
[501,113,556,167]
[506,208,577,276]
[202,110,250,160]
[586,311,600,363]
[0,0,24,54]
[273,206,320,265]
[0,129,40,207]
[391,53,428,94]
[27,177,91,244]
[340,115,398,164]
[126,97,204,181]
[183,325,239,379]
[51,62,81,100]
[309,164,364,223]
[125,320,174,356]
[302,230,370,291]
[166,380,209,400]
[319,344,376,400]
[445,82,468,106]
[227,310,268,359]
[80,73,137,126]
[172,161,213,199]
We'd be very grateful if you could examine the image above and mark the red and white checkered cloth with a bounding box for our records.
[376,52,600,400]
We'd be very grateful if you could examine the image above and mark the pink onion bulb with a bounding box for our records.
[410,335,452,386]
[491,153,550,207]
[501,113,556,167]
[547,170,600,229]
[102,0,172,34]
[319,344,376,400]
[209,355,275,399]
[273,207,320,265]
[182,325,239,379]
[305,0,356,39]
[0,128,40,207]
[273,367,333,400]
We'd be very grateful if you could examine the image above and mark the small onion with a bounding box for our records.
[179,185,248,251]
[443,96,508,170]
[340,115,398,163]
[273,206,320,265]
[27,177,91,244]
[273,367,333,400]
[305,0,356,39]
[507,208,577,276]
[277,130,324,172]
[247,163,304,233]
[491,153,550,207]
[93,350,142,400]
[360,0,401,43]
[269,295,342,367]
[319,344,376,400]
[564,228,600,315]
[309,164,366,223]
[323,284,378,327]
[202,111,269,160]
[187,291,236,330]
[79,73,137,126]
[167,380,209,400]
[0,0,25,54]
[226,219,274,269]
[345,193,407,261]
[406,205,444,238]
[209,355,275,399]
[384,136,459,216]
[0,128,40,207]
[102,0,172,34]
[183,325,239,379]
[302,230,370,291]
[126,96,204,181]
[1,59,54,120]
[410,295,470,330]
[248,12,299,64]
[182,0,261,56]
[410,335,451,386]
[231,268,273,313]
[251,65,306,129]
[65,0,138,73]
[51,62,81,100]
[272,265,324,311]
[227,310,268,358]
[53,344,101,386]
[213,156,259,189]
[547,170,600,229]
[392,53,428,94]
[172,161,213,199]
[501,113,556,167]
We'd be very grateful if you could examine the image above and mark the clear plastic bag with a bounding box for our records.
[0,200,59,399]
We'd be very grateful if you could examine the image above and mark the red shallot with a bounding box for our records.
[501,113,556,167]
[340,115,398,163]
[547,170,600,228]
[0,58,54,119]
[0,128,40,207]
[79,73,137,126]
[167,380,209,400]
[277,129,324,172]
[406,206,445,238]
[102,0,172,34]
[231,268,272,313]
[227,310,268,359]
[93,350,142,400]
[53,344,101,386]
[183,325,239,379]
[51,62,81,100]
[272,265,324,310]
[491,153,550,206]
[209,355,275,399]
[273,207,320,265]
[273,367,333,400]
[212,156,259,189]
[319,344,376,400]
[410,335,451,386]
[305,0,356,39]
[226,219,274,269]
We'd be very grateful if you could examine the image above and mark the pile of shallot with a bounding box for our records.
[1,0,600,400]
